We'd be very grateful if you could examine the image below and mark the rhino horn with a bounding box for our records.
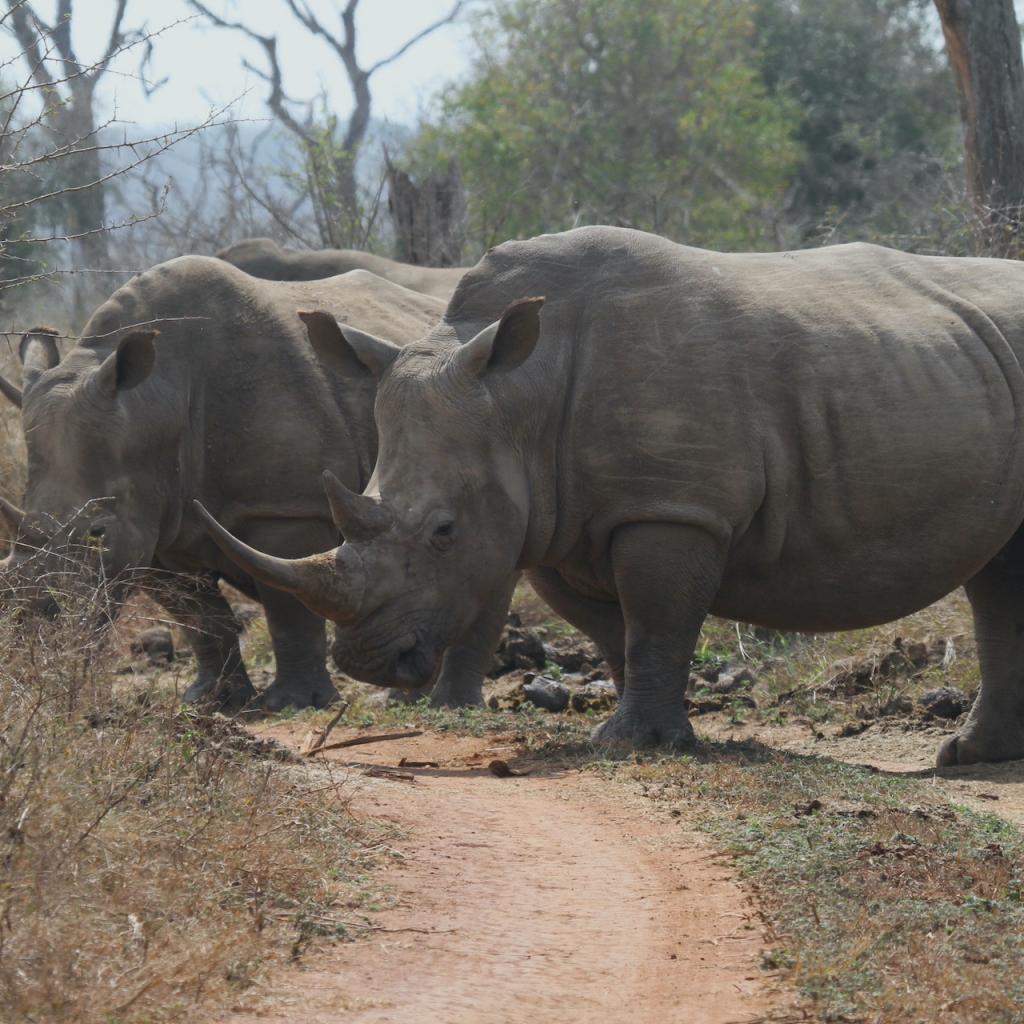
[0,496,45,550]
[0,375,22,408]
[322,470,391,541]
[0,495,24,533]
[192,501,363,619]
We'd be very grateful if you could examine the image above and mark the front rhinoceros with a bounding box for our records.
[198,225,1024,764]
[0,257,502,711]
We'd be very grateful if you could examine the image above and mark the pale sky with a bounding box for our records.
[5,0,474,128]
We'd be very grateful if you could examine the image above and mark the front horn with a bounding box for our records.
[192,501,364,620]
[322,470,391,541]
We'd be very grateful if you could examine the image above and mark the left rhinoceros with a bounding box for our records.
[0,255,448,711]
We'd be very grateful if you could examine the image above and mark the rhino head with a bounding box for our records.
[0,325,163,616]
[196,298,544,688]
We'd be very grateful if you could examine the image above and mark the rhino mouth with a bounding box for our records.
[331,630,442,690]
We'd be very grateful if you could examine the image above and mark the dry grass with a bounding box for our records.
[0,587,390,1024]
[632,747,1024,1023]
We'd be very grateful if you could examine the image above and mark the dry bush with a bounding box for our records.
[0,568,386,1024]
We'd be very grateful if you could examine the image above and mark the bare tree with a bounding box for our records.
[187,0,464,249]
[0,6,233,324]
[934,0,1024,251]
[385,149,464,267]
[2,1,154,267]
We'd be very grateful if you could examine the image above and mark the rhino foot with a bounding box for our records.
[183,675,256,713]
[591,704,696,751]
[387,684,432,705]
[260,676,340,712]
[936,722,1024,767]
[429,677,485,709]
[385,680,485,708]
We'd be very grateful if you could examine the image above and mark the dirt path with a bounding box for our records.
[217,729,793,1024]
[700,716,1024,827]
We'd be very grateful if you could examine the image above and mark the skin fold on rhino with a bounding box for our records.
[0,257,504,712]
[198,224,1024,765]
[216,237,468,302]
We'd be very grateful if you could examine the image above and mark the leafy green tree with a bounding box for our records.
[755,0,960,244]
[413,0,803,252]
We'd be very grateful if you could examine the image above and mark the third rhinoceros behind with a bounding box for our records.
[199,225,1024,765]
[1,258,502,711]
[216,237,468,302]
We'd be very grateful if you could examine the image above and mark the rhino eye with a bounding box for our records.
[431,520,456,550]
[88,525,106,539]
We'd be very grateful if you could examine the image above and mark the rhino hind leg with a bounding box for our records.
[938,529,1024,767]
[590,522,724,750]
[255,585,340,712]
[157,575,256,711]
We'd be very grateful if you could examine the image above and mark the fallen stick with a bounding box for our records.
[308,729,424,755]
[299,703,349,756]
[398,757,440,768]
[364,766,416,782]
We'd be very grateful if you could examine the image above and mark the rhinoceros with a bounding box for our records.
[0,257,502,711]
[216,237,467,301]
[197,225,1024,765]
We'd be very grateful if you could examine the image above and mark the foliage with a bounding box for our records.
[411,0,803,253]
[755,0,961,245]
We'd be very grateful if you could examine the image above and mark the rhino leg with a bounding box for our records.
[592,522,724,750]
[938,529,1024,766]
[255,584,339,712]
[428,575,519,708]
[158,575,256,712]
[525,567,625,691]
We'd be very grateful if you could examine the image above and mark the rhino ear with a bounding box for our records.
[298,310,401,380]
[19,326,61,395]
[92,330,158,399]
[453,297,544,378]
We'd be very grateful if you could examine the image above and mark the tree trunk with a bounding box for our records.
[386,156,465,267]
[934,0,1024,251]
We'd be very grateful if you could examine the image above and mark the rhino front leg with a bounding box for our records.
[592,522,725,750]
[938,530,1024,766]
[255,584,340,712]
[424,575,519,708]
[157,574,256,712]
[525,567,626,692]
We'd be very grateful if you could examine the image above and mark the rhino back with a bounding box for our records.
[218,237,465,300]
[444,228,1024,627]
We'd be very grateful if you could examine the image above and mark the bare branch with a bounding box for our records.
[365,1,465,77]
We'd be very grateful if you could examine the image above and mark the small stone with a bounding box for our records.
[709,673,741,694]
[130,627,174,664]
[522,676,570,713]
[880,694,914,716]
[918,687,970,720]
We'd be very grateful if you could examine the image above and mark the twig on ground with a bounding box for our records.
[299,703,349,756]
[310,729,423,755]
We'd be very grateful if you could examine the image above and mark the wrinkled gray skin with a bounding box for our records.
[216,238,467,302]
[200,225,1024,764]
[0,258,502,711]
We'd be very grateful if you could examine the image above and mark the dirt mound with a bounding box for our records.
[820,635,960,697]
